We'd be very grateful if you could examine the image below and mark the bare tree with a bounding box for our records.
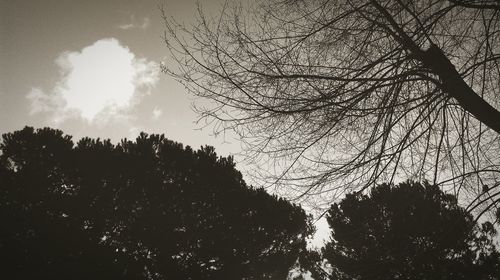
[162,0,500,215]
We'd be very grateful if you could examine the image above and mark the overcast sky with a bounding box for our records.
[0,0,329,248]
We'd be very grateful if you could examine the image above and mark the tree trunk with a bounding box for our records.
[422,44,500,135]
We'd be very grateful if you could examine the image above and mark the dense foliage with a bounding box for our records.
[0,127,312,279]
[3,127,499,280]
[323,182,500,280]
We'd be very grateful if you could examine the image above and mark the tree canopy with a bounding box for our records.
[0,126,313,279]
[163,0,500,212]
[321,181,500,280]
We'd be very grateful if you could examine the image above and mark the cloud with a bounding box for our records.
[27,38,159,124]
[152,107,162,120]
[118,15,150,30]
[128,126,142,138]
[27,88,57,114]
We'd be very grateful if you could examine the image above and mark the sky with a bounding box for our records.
[0,0,239,153]
[0,0,330,247]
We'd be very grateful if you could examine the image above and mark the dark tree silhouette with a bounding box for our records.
[321,181,500,280]
[0,127,313,279]
[0,127,123,279]
[162,0,500,213]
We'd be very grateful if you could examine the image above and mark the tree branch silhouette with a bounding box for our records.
[162,0,500,213]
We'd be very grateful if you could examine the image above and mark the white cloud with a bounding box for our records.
[118,15,150,30]
[27,88,58,114]
[27,38,159,124]
[128,126,141,138]
[152,107,162,120]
